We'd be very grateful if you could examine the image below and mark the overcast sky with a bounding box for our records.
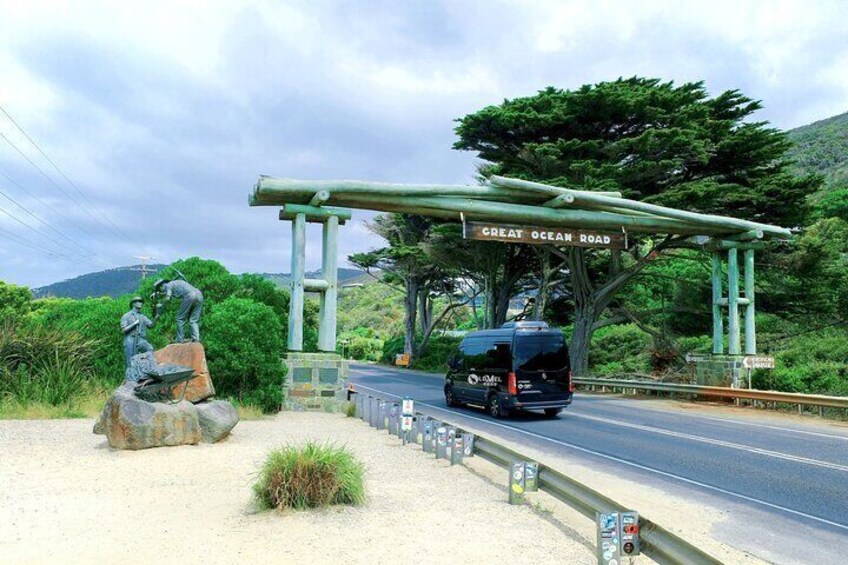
[0,0,846,288]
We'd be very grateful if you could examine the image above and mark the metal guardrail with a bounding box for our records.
[574,377,848,411]
[351,385,722,565]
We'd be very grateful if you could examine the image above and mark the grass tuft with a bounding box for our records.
[343,401,357,418]
[253,442,365,511]
[233,401,265,420]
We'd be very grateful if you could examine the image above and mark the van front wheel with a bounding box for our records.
[445,386,461,408]
[488,394,509,419]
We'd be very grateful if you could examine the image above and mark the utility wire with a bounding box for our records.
[0,168,104,259]
[0,225,84,265]
[0,104,137,246]
[0,129,108,243]
[0,203,107,266]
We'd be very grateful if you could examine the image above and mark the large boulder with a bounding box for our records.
[154,342,215,403]
[195,400,239,443]
[95,383,201,450]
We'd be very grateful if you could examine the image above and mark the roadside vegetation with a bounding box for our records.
[0,258,318,417]
[340,77,848,397]
[252,442,365,510]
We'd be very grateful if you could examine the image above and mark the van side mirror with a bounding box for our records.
[448,356,460,370]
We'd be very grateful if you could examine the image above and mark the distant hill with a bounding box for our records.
[786,111,848,194]
[33,264,167,299]
[33,265,367,299]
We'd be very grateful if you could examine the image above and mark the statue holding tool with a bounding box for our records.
[120,295,160,369]
[152,267,205,343]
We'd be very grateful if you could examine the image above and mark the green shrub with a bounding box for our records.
[253,442,365,510]
[204,297,286,412]
[380,334,461,373]
[589,324,651,375]
[343,401,356,417]
[28,296,129,385]
[340,332,384,362]
[0,321,98,405]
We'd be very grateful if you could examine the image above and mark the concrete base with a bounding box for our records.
[688,354,745,387]
[284,352,349,410]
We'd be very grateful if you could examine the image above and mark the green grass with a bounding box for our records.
[231,401,266,420]
[0,389,107,419]
[253,442,365,511]
[343,401,356,418]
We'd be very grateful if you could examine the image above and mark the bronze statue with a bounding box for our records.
[153,278,204,342]
[120,296,158,368]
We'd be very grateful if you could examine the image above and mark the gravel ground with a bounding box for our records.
[0,412,594,565]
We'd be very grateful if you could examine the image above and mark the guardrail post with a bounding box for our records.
[462,433,475,458]
[422,418,434,453]
[388,403,399,435]
[509,461,526,504]
[525,461,539,492]
[376,400,386,430]
[368,396,377,427]
[450,433,464,465]
[354,393,363,419]
[435,426,448,459]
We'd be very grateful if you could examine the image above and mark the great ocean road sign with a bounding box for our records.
[463,221,625,249]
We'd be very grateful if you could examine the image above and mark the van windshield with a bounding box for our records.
[514,334,569,372]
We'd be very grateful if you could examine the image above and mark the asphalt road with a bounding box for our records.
[349,362,848,563]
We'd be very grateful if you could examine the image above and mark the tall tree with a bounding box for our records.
[454,77,820,375]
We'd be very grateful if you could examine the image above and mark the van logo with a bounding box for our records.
[468,373,500,386]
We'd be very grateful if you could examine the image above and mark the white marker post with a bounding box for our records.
[401,396,414,445]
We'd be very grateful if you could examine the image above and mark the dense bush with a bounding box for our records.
[29,296,135,385]
[381,333,461,373]
[757,328,848,395]
[252,442,365,510]
[0,282,32,321]
[0,321,99,406]
[204,297,286,412]
[589,324,652,375]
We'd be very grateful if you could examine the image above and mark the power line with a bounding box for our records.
[0,104,137,246]
[0,184,103,259]
[0,203,106,267]
[0,128,108,243]
[0,225,83,265]
[0,168,104,259]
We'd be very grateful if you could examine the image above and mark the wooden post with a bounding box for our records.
[744,249,756,355]
[711,252,724,354]
[288,212,306,351]
[318,215,339,352]
[727,248,741,355]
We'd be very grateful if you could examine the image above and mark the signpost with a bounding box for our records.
[742,355,775,390]
[463,221,626,249]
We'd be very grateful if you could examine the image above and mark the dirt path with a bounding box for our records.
[0,412,594,564]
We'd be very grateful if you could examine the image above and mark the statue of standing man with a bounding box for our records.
[120,296,158,368]
[153,278,204,343]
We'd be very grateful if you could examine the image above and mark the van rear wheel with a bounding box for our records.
[488,394,509,419]
[544,408,563,417]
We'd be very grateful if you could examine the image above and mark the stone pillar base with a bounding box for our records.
[687,354,745,387]
[284,352,349,410]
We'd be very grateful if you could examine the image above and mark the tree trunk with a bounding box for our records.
[567,248,596,377]
[569,301,595,377]
[417,289,432,335]
[404,278,419,358]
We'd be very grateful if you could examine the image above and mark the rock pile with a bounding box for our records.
[95,343,238,450]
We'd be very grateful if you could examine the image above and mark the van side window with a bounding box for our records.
[485,342,511,371]
[462,340,488,369]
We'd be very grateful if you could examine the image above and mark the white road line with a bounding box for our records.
[351,381,848,533]
[586,396,848,442]
[567,412,848,472]
[351,366,848,441]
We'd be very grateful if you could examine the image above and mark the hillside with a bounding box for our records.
[33,264,168,299]
[33,265,366,299]
[786,111,848,194]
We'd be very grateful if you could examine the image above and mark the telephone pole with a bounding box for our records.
[133,255,156,279]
